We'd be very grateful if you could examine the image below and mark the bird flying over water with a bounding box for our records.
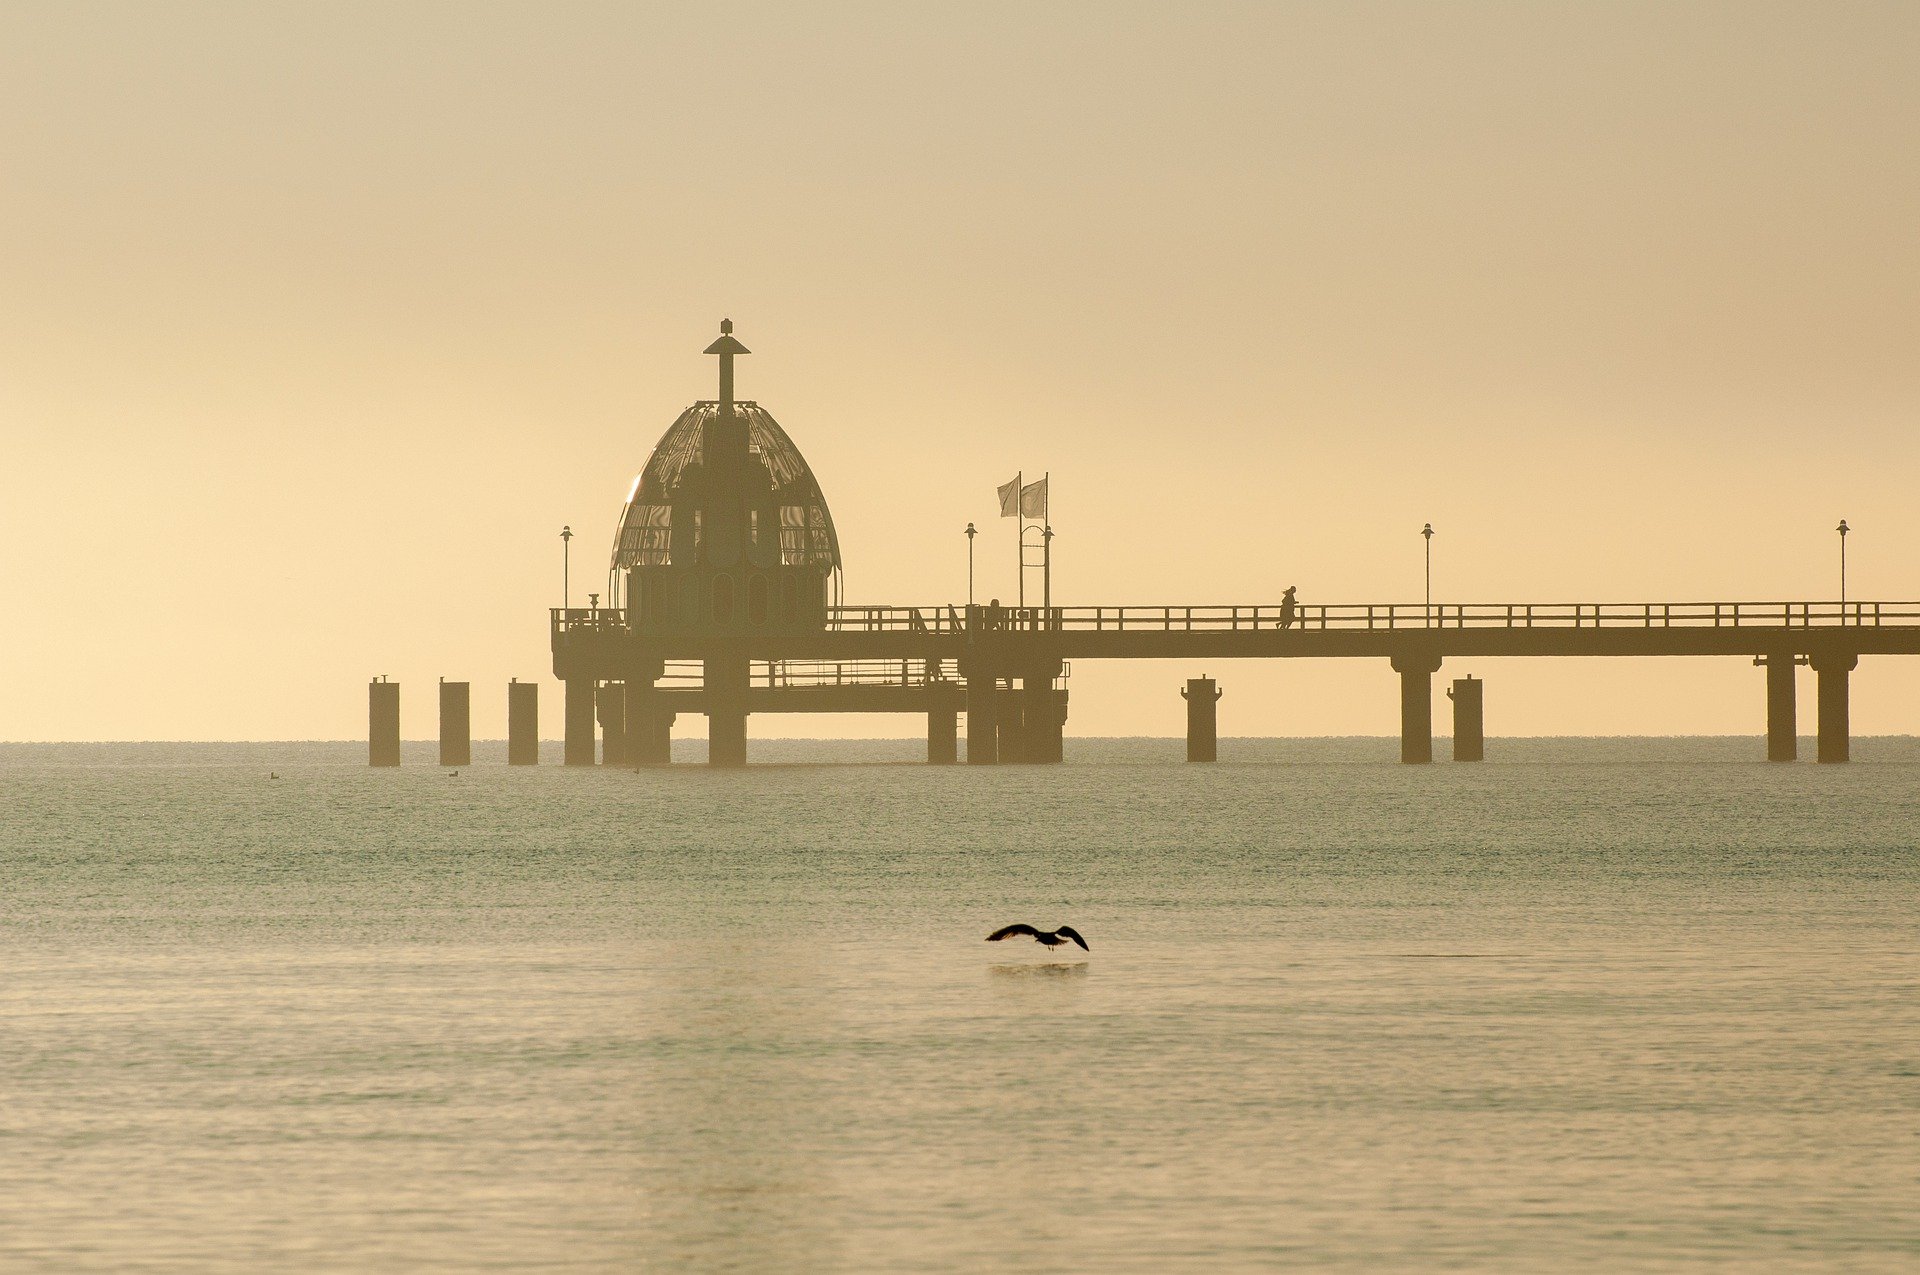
[987,923,1090,951]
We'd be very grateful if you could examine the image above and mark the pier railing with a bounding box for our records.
[657,658,961,688]
[829,601,1920,633]
[555,602,1920,641]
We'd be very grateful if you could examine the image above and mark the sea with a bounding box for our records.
[2,738,1916,1273]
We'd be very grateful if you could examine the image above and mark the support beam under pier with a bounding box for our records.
[1811,648,1856,764]
[928,704,958,764]
[596,681,626,766]
[1764,654,1796,762]
[625,678,672,766]
[964,675,998,765]
[705,654,749,768]
[1391,648,1443,764]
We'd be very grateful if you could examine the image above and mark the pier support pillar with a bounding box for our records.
[438,679,470,768]
[507,680,538,765]
[1391,649,1443,764]
[368,678,400,767]
[927,704,958,764]
[997,684,1028,764]
[596,681,627,766]
[1020,672,1062,764]
[563,677,596,766]
[1448,676,1483,762]
[964,675,999,764]
[1811,649,1856,764]
[1182,677,1220,762]
[705,654,749,768]
[625,678,672,766]
[1764,655,1797,762]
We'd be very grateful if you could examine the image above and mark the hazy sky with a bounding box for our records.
[4,1,1916,742]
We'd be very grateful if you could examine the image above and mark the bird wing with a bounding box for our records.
[1054,926,1090,951]
[987,924,1041,942]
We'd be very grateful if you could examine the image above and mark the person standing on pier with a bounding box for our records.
[1279,586,1299,630]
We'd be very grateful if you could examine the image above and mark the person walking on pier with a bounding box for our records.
[1279,586,1299,630]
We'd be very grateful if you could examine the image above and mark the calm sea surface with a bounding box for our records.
[2,738,1917,1272]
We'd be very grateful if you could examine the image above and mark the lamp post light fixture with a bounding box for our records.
[1837,519,1850,617]
[965,522,977,606]
[1422,523,1434,627]
[560,525,573,610]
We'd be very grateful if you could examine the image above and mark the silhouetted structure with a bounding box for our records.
[439,679,471,768]
[528,325,1920,768]
[507,679,538,765]
[1448,676,1484,761]
[368,678,399,767]
[1182,676,1221,762]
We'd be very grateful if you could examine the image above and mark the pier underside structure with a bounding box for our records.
[552,599,1920,766]
[525,321,1920,768]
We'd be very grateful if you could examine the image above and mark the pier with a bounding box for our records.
[383,321,1920,767]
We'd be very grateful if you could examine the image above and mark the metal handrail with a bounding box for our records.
[811,601,1918,633]
[556,602,1920,637]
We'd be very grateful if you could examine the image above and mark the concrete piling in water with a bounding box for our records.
[563,678,596,766]
[368,678,400,767]
[1811,648,1856,764]
[927,703,958,764]
[1448,676,1484,761]
[705,654,749,767]
[507,679,538,765]
[438,679,471,768]
[964,675,999,764]
[1182,676,1220,762]
[1764,654,1797,762]
[1392,649,1442,764]
[1020,673,1060,764]
[596,681,627,766]
[996,681,1028,763]
[625,678,672,766]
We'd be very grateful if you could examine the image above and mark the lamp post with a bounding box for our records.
[1043,525,1053,621]
[965,522,977,606]
[560,525,573,610]
[1422,523,1434,627]
[1837,519,1850,617]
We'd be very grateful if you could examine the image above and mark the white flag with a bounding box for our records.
[998,473,1021,518]
[1020,475,1047,519]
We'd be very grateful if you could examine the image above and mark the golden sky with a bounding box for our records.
[3,2,1916,742]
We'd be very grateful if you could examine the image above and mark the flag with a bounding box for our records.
[1020,475,1048,519]
[998,473,1021,517]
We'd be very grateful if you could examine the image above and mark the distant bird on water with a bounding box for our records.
[987,923,1090,951]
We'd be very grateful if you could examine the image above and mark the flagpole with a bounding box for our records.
[1042,472,1051,625]
[1015,470,1024,611]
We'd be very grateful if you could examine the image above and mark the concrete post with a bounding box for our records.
[1020,674,1056,764]
[507,680,538,765]
[927,704,958,764]
[438,679,471,768]
[705,654,749,767]
[1448,676,1483,762]
[997,683,1028,764]
[625,678,672,766]
[1811,649,1857,764]
[1391,649,1442,764]
[596,681,627,766]
[368,679,400,767]
[563,677,596,766]
[1182,677,1220,762]
[965,674,999,764]
[1765,654,1797,762]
